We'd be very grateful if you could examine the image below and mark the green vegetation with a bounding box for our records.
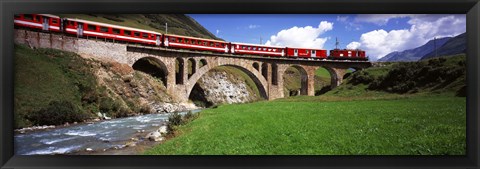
[145,95,465,155]
[14,44,140,128]
[145,55,466,155]
[335,54,466,96]
[57,14,220,40]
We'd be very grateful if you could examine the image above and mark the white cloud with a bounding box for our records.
[216,29,220,35]
[348,14,465,61]
[248,24,260,29]
[265,21,333,48]
[346,41,361,49]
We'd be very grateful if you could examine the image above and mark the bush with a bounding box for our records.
[27,101,89,126]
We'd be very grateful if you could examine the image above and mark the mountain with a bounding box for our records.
[378,37,451,62]
[421,32,466,60]
[57,14,220,40]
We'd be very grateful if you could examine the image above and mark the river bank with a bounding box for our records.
[14,109,201,155]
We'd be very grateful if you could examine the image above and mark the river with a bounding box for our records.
[14,110,201,155]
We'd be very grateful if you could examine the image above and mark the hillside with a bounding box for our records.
[378,37,451,62]
[330,54,466,97]
[421,33,466,60]
[57,14,221,40]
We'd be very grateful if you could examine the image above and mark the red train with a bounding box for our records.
[14,14,368,61]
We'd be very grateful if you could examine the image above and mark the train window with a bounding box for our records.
[35,15,41,22]
[294,49,298,53]
[24,14,33,20]
[210,42,214,47]
[88,25,96,31]
[134,32,140,37]
[68,21,74,26]
[169,37,176,41]
[185,39,190,44]
[198,41,202,45]
[124,30,131,36]
[142,33,149,38]
[248,46,252,50]
[52,19,58,24]
[312,50,316,54]
[112,28,120,34]
[273,49,277,52]
[253,47,257,50]
[100,27,109,33]
[203,42,208,46]
[14,14,21,18]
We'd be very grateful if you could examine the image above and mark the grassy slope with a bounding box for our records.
[14,44,96,128]
[144,55,466,155]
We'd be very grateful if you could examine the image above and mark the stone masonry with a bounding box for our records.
[14,29,372,102]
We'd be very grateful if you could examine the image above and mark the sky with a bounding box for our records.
[188,14,466,61]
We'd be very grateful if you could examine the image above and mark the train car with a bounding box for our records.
[329,49,368,61]
[285,47,327,59]
[356,50,368,61]
[231,42,285,57]
[14,14,62,32]
[63,18,161,46]
[164,34,229,53]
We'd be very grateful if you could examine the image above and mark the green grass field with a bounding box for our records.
[144,94,465,155]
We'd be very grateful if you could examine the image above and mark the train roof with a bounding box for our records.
[231,42,285,48]
[164,34,226,43]
[287,46,327,51]
[38,14,61,18]
[65,17,161,35]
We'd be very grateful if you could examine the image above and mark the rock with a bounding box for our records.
[103,113,111,120]
[86,148,93,152]
[145,131,163,142]
[125,141,136,147]
[158,126,168,134]
[97,112,103,118]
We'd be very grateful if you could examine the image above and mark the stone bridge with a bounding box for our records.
[14,29,372,102]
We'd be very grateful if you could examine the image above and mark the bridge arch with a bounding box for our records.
[132,57,169,87]
[175,57,185,84]
[284,65,309,96]
[315,66,342,89]
[187,58,196,78]
[185,62,269,100]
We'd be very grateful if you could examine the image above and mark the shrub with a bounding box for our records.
[27,100,89,126]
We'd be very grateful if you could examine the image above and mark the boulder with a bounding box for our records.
[145,131,163,142]
[158,126,168,134]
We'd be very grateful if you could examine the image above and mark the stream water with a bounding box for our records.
[15,110,200,155]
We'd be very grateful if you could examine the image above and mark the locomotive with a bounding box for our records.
[14,14,368,61]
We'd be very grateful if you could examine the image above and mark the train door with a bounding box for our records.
[224,43,228,53]
[42,17,49,31]
[311,50,316,58]
[348,50,352,58]
[77,23,84,37]
[294,49,298,57]
[156,35,161,46]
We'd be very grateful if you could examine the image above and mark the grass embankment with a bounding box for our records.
[145,55,466,155]
[14,44,151,128]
